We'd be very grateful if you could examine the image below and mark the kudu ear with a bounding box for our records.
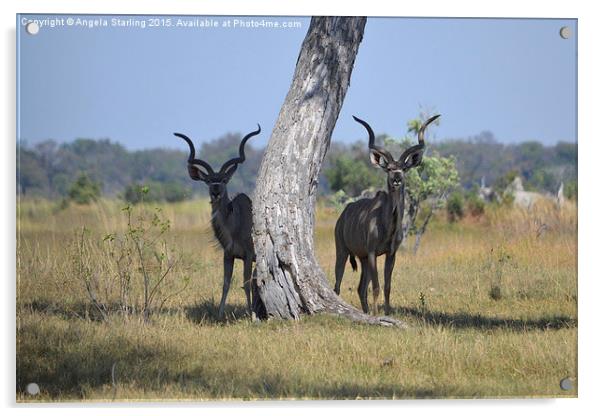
[188,163,210,182]
[400,113,439,170]
[400,146,425,171]
[222,163,238,182]
[369,149,390,170]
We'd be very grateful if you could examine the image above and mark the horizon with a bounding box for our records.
[18,15,577,151]
[17,130,576,153]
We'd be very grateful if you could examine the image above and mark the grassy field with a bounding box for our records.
[16,196,577,401]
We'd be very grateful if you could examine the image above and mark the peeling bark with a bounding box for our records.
[252,17,405,327]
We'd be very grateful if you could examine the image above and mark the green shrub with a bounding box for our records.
[564,180,577,201]
[446,191,464,222]
[123,182,190,204]
[69,203,188,322]
[123,183,148,204]
[324,155,382,196]
[161,182,189,203]
[68,173,101,204]
[466,192,485,217]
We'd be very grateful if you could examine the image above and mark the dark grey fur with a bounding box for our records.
[175,126,260,318]
[334,115,440,314]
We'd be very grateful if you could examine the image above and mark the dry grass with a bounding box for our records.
[16,197,577,401]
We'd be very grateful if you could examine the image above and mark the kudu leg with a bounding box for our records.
[367,253,380,315]
[218,254,234,319]
[357,258,370,313]
[334,250,349,295]
[243,257,253,315]
[383,254,396,315]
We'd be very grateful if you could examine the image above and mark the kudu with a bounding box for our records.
[333,115,440,314]
[174,125,260,319]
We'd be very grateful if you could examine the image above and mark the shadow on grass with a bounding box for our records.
[17,322,184,399]
[184,299,250,324]
[22,299,115,322]
[18,313,449,400]
[393,306,577,331]
[23,298,577,332]
[251,374,446,399]
[18,354,447,400]
[21,298,253,326]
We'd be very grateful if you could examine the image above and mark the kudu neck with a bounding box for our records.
[211,188,231,212]
[386,182,405,254]
[387,182,405,207]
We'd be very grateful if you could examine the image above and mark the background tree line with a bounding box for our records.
[323,130,577,199]
[17,130,577,203]
[16,134,263,203]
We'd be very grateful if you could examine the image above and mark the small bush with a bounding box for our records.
[68,173,101,204]
[327,189,356,212]
[564,180,577,201]
[123,183,148,204]
[69,203,189,322]
[466,192,485,217]
[324,155,382,196]
[123,182,190,204]
[161,182,189,203]
[489,285,503,301]
[485,247,513,301]
[446,192,464,222]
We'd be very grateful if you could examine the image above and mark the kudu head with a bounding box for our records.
[174,125,261,203]
[352,115,440,190]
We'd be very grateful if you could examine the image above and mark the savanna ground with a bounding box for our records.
[16,197,577,401]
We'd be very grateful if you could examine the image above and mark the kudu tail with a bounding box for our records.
[349,255,358,272]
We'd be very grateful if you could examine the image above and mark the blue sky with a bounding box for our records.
[17,15,577,150]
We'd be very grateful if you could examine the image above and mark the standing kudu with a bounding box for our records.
[333,115,440,314]
[174,125,260,319]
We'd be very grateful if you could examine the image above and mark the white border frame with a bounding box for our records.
[3,1,599,415]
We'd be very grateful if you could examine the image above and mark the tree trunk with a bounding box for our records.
[413,206,434,255]
[401,196,419,249]
[252,17,404,327]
